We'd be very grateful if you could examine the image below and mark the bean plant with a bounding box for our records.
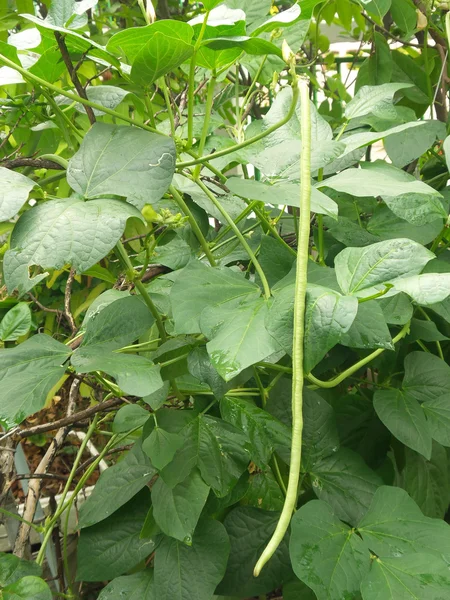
[1,0,450,598]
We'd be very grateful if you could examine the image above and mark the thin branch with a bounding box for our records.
[13,379,80,557]
[28,293,62,316]
[0,158,64,170]
[64,268,77,335]
[74,444,133,475]
[0,396,124,442]
[54,32,96,126]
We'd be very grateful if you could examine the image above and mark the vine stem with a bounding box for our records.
[193,177,271,299]
[178,80,299,168]
[254,76,311,577]
[187,10,210,147]
[193,73,216,179]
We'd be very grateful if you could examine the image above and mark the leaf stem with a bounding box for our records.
[193,73,216,179]
[178,80,300,168]
[187,10,210,147]
[254,76,310,577]
[193,177,271,299]
[307,321,411,389]
[159,76,176,137]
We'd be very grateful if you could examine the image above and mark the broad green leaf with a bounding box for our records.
[67,123,176,209]
[201,296,280,381]
[77,489,155,581]
[202,0,224,8]
[220,395,291,467]
[251,4,301,35]
[79,442,156,528]
[28,47,66,82]
[390,0,417,33]
[303,286,358,371]
[290,500,369,600]
[130,23,195,86]
[359,0,391,19]
[0,335,71,428]
[45,0,96,29]
[226,177,338,219]
[113,404,150,433]
[81,289,130,328]
[0,167,36,220]
[154,518,230,600]
[60,85,135,116]
[408,318,449,343]
[309,448,382,525]
[391,274,450,305]
[283,578,317,600]
[152,469,209,542]
[403,352,450,403]
[170,261,259,334]
[324,215,380,247]
[0,303,32,341]
[345,83,412,120]
[334,238,434,296]
[71,349,163,397]
[187,347,228,399]
[241,471,284,511]
[340,301,394,350]
[385,120,444,168]
[217,507,292,597]
[202,36,282,58]
[395,442,449,518]
[0,555,41,587]
[366,32,392,85]
[367,205,442,246]
[4,198,143,295]
[257,235,296,288]
[195,22,244,70]
[379,293,414,325]
[423,394,450,446]
[161,415,250,497]
[226,0,271,32]
[301,388,340,470]
[98,570,155,600]
[374,389,432,459]
[189,5,245,26]
[143,427,184,470]
[78,295,154,352]
[358,485,450,559]
[360,553,450,600]
[2,576,52,600]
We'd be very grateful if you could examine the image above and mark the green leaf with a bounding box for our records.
[290,500,369,600]
[379,293,414,325]
[77,295,154,352]
[2,576,52,600]
[241,471,284,511]
[170,261,260,334]
[251,4,301,36]
[374,389,432,459]
[161,415,249,497]
[0,335,71,428]
[367,205,442,246]
[154,518,230,600]
[340,301,394,350]
[72,349,163,397]
[202,0,224,8]
[45,0,95,29]
[301,388,341,470]
[345,83,411,120]
[403,352,450,403]
[98,570,155,600]
[334,238,434,296]
[257,235,296,288]
[187,347,228,399]
[217,507,292,597]
[67,123,176,209]
[0,167,36,220]
[113,404,150,433]
[422,394,450,446]
[202,296,280,381]
[408,319,449,343]
[309,448,382,525]
[4,198,143,295]
[360,0,392,19]
[395,442,450,518]
[385,120,444,168]
[130,23,195,86]
[78,441,157,528]
[77,489,155,582]
[390,0,417,33]
[358,485,450,559]
[304,286,358,371]
[367,33,392,85]
[152,469,210,542]
[0,555,41,587]
[142,427,184,470]
[220,395,291,467]
[283,578,318,600]
[391,274,450,305]
[202,36,282,58]
[0,303,32,341]
[360,553,450,600]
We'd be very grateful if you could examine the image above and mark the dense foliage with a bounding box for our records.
[1,0,450,598]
